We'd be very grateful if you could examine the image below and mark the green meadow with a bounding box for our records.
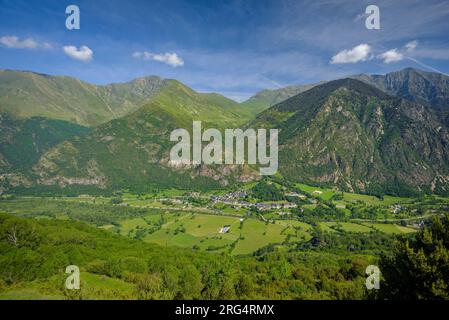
[117,212,318,255]
[295,183,336,200]
[232,219,286,255]
[361,223,416,234]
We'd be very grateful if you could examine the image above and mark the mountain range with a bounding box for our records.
[0,70,253,127]
[1,67,448,196]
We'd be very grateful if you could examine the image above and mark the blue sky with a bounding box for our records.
[1,0,449,101]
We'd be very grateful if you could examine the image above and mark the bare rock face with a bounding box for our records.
[353,68,449,111]
[0,173,33,188]
[37,175,107,188]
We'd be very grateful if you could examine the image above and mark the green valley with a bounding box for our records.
[1,68,449,301]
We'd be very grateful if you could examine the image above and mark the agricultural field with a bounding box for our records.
[232,219,286,255]
[361,223,416,234]
[118,212,313,255]
[295,183,336,201]
[319,222,376,233]
[342,193,411,206]
[117,212,239,250]
[317,222,338,233]
[294,183,413,207]
[318,221,416,234]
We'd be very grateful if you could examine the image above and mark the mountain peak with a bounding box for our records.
[241,82,324,116]
[353,68,449,110]
[399,67,420,73]
[317,77,386,93]
[274,78,391,113]
[129,75,165,83]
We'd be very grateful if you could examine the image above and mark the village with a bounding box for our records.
[211,190,298,211]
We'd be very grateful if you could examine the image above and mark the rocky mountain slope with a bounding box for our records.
[352,68,449,111]
[250,78,449,195]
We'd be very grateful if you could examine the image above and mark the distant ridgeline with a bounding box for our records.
[0,67,449,196]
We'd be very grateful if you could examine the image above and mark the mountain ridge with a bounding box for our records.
[0,70,254,127]
[352,67,449,110]
[0,69,170,126]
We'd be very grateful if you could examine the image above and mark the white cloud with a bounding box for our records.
[378,40,419,64]
[330,44,372,64]
[378,49,404,63]
[0,35,39,49]
[63,45,93,62]
[405,40,418,52]
[42,42,53,50]
[132,52,143,59]
[133,51,184,67]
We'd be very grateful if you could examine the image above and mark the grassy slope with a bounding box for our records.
[0,70,169,126]
[0,70,119,126]
[134,81,251,128]
[0,70,254,127]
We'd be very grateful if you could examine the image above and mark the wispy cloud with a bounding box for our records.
[0,35,52,50]
[330,44,372,64]
[405,40,418,52]
[133,51,184,67]
[406,57,448,75]
[262,0,449,51]
[63,45,93,62]
[179,49,353,96]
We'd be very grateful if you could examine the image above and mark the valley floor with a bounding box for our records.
[1,181,448,300]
